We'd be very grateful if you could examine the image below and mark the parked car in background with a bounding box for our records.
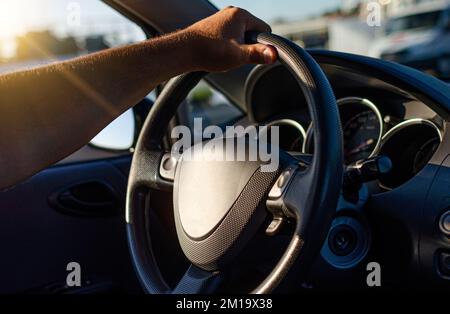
[370,1,450,77]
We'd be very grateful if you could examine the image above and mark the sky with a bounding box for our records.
[212,0,341,22]
[0,0,126,39]
[0,0,144,58]
[0,0,341,57]
[0,0,341,40]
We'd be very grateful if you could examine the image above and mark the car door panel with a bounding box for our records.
[0,156,140,293]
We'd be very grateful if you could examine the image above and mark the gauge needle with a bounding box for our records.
[346,138,375,156]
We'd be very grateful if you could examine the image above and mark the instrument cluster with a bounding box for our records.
[265,97,442,190]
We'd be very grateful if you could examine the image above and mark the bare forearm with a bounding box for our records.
[0,7,276,189]
[0,31,197,188]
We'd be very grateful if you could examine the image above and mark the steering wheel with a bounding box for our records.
[126,32,343,294]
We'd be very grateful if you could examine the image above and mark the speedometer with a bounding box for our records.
[303,97,383,165]
[343,110,381,164]
[340,98,383,164]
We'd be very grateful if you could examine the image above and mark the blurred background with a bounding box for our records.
[0,0,146,72]
[2,0,449,78]
[1,0,449,150]
[215,0,450,80]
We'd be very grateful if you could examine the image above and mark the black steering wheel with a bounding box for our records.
[126,32,343,294]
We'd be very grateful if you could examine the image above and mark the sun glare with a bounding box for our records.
[0,0,39,39]
[0,0,43,58]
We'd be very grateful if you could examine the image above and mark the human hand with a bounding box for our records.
[185,7,278,72]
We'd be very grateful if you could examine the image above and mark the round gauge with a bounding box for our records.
[377,119,442,190]
[263,119,306,153]
[303,97,383,165]
[413,136,440,173]
[342,109,381,164]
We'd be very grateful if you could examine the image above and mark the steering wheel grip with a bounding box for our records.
[126,32,343,294]
[245,32,343,292]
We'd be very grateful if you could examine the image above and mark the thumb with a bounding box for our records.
[240,44,277,65]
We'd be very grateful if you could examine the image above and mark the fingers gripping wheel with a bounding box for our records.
[126,32,343,294]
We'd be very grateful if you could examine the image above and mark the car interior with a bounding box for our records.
[1,0,450,294]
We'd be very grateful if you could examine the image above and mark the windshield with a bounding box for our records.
[211,1,450,79]
[212,0,339,24]
[385,10,443,35]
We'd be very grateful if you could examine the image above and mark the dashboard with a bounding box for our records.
[245,63,444,191]
[236,56,450,289]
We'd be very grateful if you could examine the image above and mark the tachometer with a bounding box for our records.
[377,119,442,190]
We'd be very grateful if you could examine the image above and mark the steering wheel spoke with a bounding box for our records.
[266,164,313,236]
[285,168,314,214]
[129,148,174,192]
[172,265,222,294]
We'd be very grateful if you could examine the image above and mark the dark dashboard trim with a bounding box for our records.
[308,50,450,121]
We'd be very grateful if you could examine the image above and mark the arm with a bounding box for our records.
[0,7,277,189]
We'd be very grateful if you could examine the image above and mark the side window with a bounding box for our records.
[0,0,147,154]
[180,81,243,135]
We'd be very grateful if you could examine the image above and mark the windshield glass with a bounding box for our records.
[385,10,443,35]
[0,0,148,152]
[212,0,340,23]
[211,0,450,79]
